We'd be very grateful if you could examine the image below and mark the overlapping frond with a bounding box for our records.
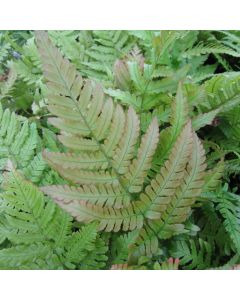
[199,73,240,113]
[0,172,107,269]
[51,197,145,232]
[41,184,130,209]
[130,128,206,258]
[216,191,240,254]
[144,122,193,220]
[170,238,213,270]
[152,83,189,171]
[125,117,159,192]
[183,42,240,59]
[0,103,39,181]
[154,133,206,239]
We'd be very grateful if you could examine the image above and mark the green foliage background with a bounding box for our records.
[1,30,240,270]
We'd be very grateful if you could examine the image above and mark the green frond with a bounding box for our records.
[0,172,107,269]
[198,202,233,256]
[0,172,63,244]
[49,30,135,83]
[170,238,213,270]
[0,38,11,65]
[0,243,51,269]
[0,64,17,100]
[192,108,220,130]
[203,160,224,192]
[111,230,140,264]
[64,222,98,264]
[0,103,39,181]
[199,73,240,113]
[145,66,189,95]
[79,236,108,270]
[216,191,240,254]
[183,42,240,58]
[23,153,48,184]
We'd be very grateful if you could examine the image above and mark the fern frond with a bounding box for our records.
[51,198,145,232]
[155,133,206,238]
[0,103,39,181]
[199,73,240,113]
[0,172,66,244]
[144,121,193,219]
[192,108,220,130]
[183,42,240,58]
[203,160,224,192]
[0,243,50,269]
[152,83,189,170]
[23,153,48,184]
[79,236,108,270]
[131,130,206,257]
[63,222,97,263]
[125,118,159,192]
[216,191,240,254]
[0,172,106,269]
[170,238,213,270]
[0,64,17,100]
[41,184,130,209]
[111,230,140,264]
[112,107,140,174]
[0,33,11,65]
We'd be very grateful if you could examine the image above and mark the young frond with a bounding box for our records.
[152,82,189,171]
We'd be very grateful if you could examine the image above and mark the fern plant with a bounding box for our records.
[34,31,210,264]
[1,30,240,270]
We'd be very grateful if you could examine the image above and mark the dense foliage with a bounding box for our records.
[1,30,240,270]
